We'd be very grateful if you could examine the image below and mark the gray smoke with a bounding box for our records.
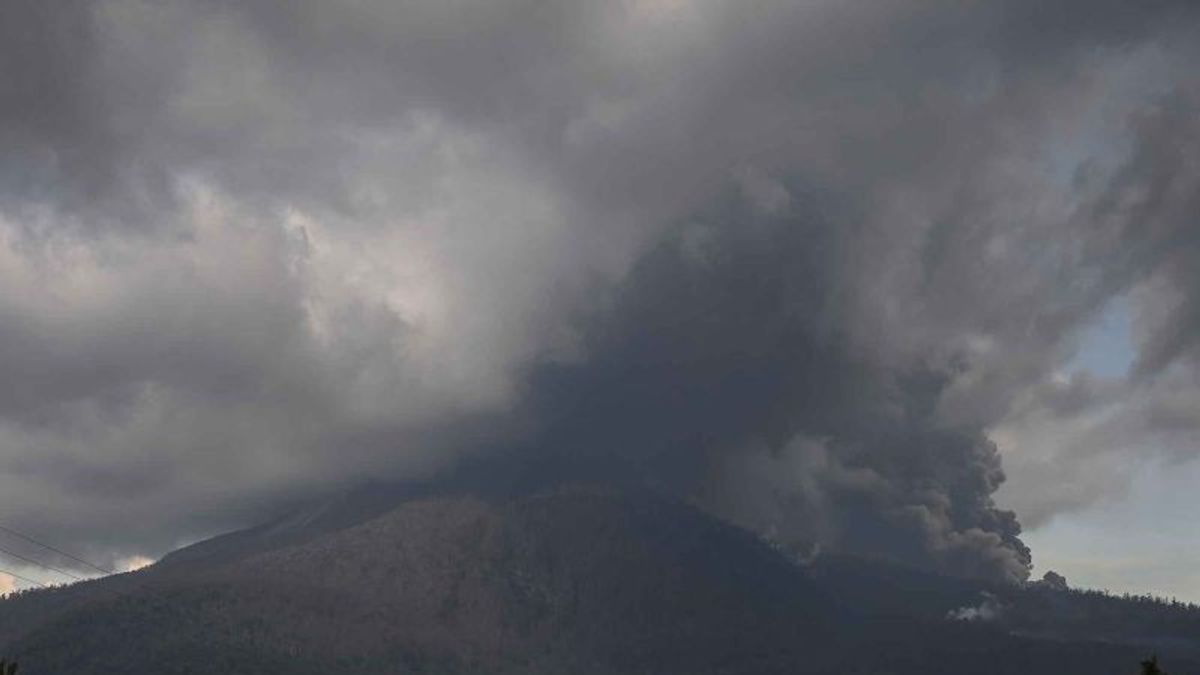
[519,183,1033,581]
[0,0,1197,581]
[947,592,1005,622]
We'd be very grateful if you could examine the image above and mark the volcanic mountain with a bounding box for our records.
[0,486,1197,674]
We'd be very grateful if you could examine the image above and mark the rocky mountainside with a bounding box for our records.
[0,486,1197,674]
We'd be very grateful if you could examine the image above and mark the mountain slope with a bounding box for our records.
[0,487,1197,674]
[1,488,840,674]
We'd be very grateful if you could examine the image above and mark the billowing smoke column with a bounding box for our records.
[521,186,1032,582]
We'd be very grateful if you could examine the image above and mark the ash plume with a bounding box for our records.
[0,0,1197,584]
[518,188,1033,581]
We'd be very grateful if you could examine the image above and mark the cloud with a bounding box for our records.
[517,202,1033,580]
[117,556,155,573]
[0,0,1197,581]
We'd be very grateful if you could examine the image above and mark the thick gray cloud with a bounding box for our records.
[0,0,1197,581]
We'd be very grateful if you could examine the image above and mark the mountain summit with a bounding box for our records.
[1,486,1197,674]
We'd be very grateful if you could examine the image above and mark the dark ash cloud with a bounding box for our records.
[0,0,1197,582]
[520,196,1033,580]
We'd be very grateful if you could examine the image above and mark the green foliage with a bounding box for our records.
[0,658,18,675]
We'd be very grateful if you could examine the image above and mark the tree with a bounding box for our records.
[0,659,16,675]
[1140,654,1168,675]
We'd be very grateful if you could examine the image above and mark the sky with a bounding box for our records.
[1011,297,1200,599]
[0,0,1198,599]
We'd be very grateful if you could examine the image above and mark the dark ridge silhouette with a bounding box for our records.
[0,486,1197,674]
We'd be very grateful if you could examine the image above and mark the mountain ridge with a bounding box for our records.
[1,485,1198,674]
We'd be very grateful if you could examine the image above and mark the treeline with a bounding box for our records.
[1009,583,1200,642]
[1065,586,1199,611]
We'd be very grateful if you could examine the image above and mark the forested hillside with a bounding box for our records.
[0,488,1197,674]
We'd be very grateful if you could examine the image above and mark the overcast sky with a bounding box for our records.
[1,0,1198,598]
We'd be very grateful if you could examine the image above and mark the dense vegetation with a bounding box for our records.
[0,487,1197,674]
[809,552,1200,654]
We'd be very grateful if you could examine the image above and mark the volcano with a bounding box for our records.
[0,486,1197,674]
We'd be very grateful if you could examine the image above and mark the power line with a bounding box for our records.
[0,566,51,590]
[0,526,163,607]
[0,523,113,576]
[0,542,138,603]
[0,550,139,604]
[0,524,177,609]
[0,544,87,583]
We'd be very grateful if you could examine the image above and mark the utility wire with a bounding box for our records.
[0,541,136,603]
[0,523,113,576]
[0,526,162,606]
[0,544,87,582]
[0,566,51,589]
